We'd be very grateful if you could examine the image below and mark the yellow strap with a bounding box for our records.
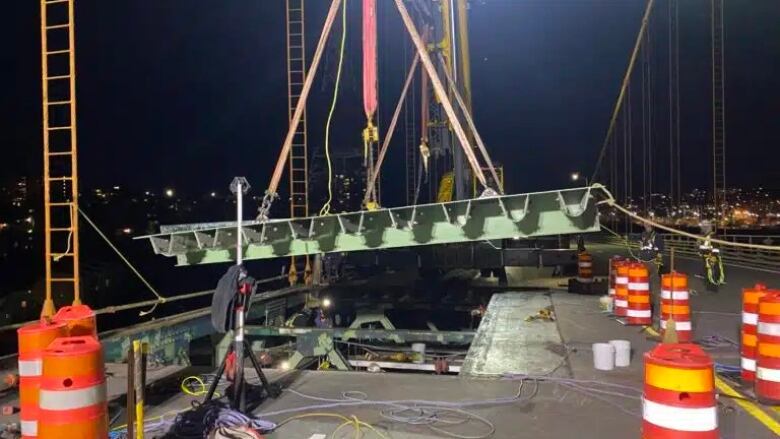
[645,363,713,393]
[132,340,144,439]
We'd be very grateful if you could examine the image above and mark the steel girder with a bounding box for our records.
[138,187,599,266]
[244,326,476,344]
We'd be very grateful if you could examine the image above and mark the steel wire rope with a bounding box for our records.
[591,0,656,184]
[78,207,164,315]
[594,184,780,251]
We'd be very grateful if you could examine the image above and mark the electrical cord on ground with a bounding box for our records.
[279,386,530,439]
[698,334,738,350]
[181,374,222,398]
[500,367,643,419]
[275,413,389,439]
[272,374,642,437]
[319,0,348,217]
[275,382,535,439]
[168,401,277,439]
[380,406,495,439]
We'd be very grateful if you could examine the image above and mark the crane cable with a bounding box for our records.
[319,0,348,216]
[591,0,656,184]
[594,184,780,252]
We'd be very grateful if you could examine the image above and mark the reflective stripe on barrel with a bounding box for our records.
[16,321,68,439]
[661,272,692,342]
[608,256,624,297]
[627,262,652,326]
[614,262,630,317]
[756,293,780,404]
[742,284,769,382]
[577,251,593,283]
[38,336,107,439]
[642,343,718,438]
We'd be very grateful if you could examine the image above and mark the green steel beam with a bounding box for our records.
[138,188,600,266]
[244,326,476,344]
[100,286,310,364]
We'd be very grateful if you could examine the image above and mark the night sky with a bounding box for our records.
[4,1,780,207]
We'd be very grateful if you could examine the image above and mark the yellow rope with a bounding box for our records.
[319,0,348,216]
[276,412,390,439]
[180,375,220,398]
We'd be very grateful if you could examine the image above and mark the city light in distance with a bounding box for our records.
[165,188,175,198]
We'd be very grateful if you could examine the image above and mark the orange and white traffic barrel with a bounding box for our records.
[660,272,692,342]
[614,261,630,317]
[741,283,769,382]
[642,343,718,438]
[16,320,68,438]
[38,336,107,438]
[627,262,652,326]
[576,251,594,283]
[756,292,780,404]
[53,304,97,337]
[608,256,624,299]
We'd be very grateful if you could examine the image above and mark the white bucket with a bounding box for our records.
[411,343,426,364]
[609,340,631,367]
[599,295,614,313]
[593,342,616,371]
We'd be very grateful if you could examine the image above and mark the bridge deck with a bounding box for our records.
[460,291,564,377]
[2,240,779,437]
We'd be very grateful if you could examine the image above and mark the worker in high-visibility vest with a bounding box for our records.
[697,219,725,289]
[639,223,662,260]
[638,223,665,279]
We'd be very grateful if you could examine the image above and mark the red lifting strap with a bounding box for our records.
[362,0,378,120]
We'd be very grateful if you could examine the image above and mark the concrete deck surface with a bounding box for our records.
[2,241,779,437]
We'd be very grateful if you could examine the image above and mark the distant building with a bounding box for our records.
[310,149,367,213]
[11,177,28,208]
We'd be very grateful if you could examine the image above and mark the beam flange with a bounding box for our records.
[137,188,600,266]
[244,326,476,344]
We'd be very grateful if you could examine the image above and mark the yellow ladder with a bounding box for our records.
[286,0,309,218]
[711,0,726,229]
[286,0,310,284]
[40,0,81,317]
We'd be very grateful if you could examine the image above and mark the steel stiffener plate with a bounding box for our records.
[137,187,599,266]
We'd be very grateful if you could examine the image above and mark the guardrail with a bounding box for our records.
[660,234,780,274]
[597,232,780,275]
